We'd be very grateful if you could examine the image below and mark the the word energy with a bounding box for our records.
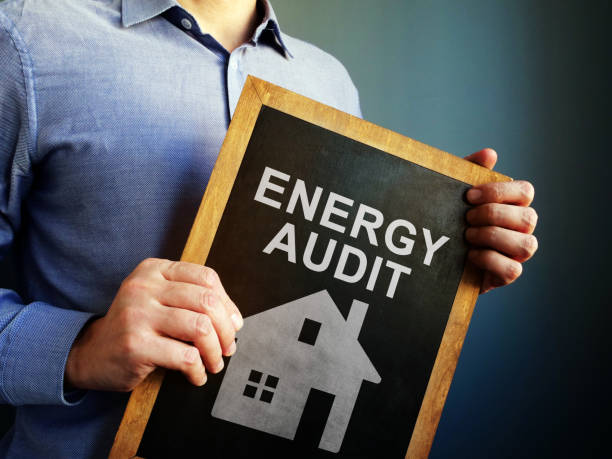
[254,166,451,299]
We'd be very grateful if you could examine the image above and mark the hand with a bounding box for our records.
[464,149,538,293]
[65,258,243,392]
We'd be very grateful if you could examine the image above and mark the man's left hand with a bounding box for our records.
[463,148,538,293]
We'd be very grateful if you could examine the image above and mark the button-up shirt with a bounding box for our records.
[0,0,361,456]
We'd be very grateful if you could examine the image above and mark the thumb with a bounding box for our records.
[464,148,497,170]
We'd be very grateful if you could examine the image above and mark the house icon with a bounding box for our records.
[211,290,381,453]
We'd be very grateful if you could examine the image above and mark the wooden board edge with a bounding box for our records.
[405,265,481,458]
[109,76,264,458]
[109,369,165,459]
[246,76,511,186]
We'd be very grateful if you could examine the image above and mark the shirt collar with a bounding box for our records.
[121,0,293,58]
[252,0,293,58]
[121,0,177,27]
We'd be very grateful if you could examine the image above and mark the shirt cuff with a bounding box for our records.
[0,302,96,406]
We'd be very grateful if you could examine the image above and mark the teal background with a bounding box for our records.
[272,0,609,457]
[0,0,609,456]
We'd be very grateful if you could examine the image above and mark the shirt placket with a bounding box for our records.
[163,6,258,125]
[227,45,252,120]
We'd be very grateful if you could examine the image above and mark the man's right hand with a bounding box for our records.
[64,258,243,392]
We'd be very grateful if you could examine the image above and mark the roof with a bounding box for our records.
[238,290,381,390]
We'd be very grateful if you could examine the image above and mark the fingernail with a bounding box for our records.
[200,373,207,386]
[213,360,224,373]
[231,313,243,330]
[227,341,237,356]
[467,189,482,203]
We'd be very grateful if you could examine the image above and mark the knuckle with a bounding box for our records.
[139,257,159,269]
[117,305,143,329]
[504,261,523,283]
[483,226,499,244]
[182,347,199,367]
[120,277,151,296]
[203,293,220,314]
[484,204,499,223]
[167,260,181,274]
[202,266,218,286]
[516,234,538,260]
[199,288,209,311]
[524,235,538,257]
[488,185,503,203]
[517,240,531,260]
[119,333,142,363]
[520,181,535,201]
[523,207,538,232]
[195,313,212,337]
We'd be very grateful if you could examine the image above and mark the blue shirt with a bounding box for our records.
[0,0,361,456]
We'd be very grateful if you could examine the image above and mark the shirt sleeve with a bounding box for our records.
[0,11,96,406]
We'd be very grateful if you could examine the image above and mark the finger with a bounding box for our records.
[156,286,236,357]
[466,204,538,234]
[468,248,523,288]
[159,261,243,330]
[481,271,506,294]
[207,270,244,331]
[200,293,237,358]
[467,180,535,206]
[192,315,225,374]
[464,148,498,170]
[466,226,538,262]
[154,305,225,373]
[148,335,207,386]
[158,260,215,286]
[157,280,211,313]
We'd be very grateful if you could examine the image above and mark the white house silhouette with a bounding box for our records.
[211,290,381,453]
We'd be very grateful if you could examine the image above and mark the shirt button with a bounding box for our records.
[181,18,192,30]
[230,60,237,70]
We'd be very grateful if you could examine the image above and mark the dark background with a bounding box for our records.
[1,0,609,457]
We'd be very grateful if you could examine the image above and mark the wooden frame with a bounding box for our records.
[110,76,510,458]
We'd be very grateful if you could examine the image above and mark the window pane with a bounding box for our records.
[248,369,263,383]
[243,384,257,398]
[298,318,321,346]
[260,390,274,403]
[265,375,279,388]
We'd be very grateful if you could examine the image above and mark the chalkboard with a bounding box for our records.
[110,76,510,458]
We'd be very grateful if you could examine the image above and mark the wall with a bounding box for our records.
[272,0,609,457]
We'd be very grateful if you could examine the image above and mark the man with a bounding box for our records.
[0,0,538,456]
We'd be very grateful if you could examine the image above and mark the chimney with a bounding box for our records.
[346,300,368,338]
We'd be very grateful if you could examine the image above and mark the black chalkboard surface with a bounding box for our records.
[111,76,510,459]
